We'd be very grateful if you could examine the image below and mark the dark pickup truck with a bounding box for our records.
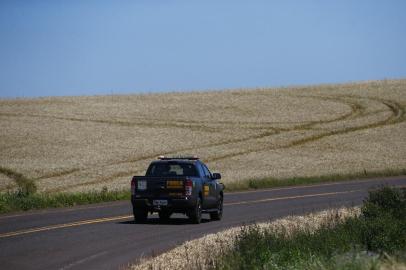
[131,156,224,224]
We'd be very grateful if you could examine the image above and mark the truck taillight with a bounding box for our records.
[131,178,136,195]
[185,178,193,196]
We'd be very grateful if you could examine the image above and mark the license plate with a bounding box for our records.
[153,200,168,206]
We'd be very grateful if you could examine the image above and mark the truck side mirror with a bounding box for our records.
[212,173,221,180]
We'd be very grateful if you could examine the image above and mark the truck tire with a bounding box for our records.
[210,195,223,221]
[133,207,148,223]
[189,197,202,224]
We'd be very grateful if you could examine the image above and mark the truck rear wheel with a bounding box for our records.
[210,196,223,221]
[189,197,202,224]
[133,207,148,223]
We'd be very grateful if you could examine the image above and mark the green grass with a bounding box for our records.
[212,186,406,270]
[0,188,130,214]
[0,168,405,214]
[0,166,131,214]
[225,168,406,192]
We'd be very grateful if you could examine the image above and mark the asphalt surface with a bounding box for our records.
[0,176,405,270]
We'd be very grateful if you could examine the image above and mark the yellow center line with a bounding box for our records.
[1,176,403,221]
[0,215,132,239]
[2,186,404,239]
[225,185,406,206]
[224,189,363,206]
[0,202,128,220]
[227,176,405,195]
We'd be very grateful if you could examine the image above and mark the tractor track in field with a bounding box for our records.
[208,96,405,162]
[1,91,404,192]
[34,94,405,192]
[41,94,362,191]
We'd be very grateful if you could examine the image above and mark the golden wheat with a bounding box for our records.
[0,79,405,192]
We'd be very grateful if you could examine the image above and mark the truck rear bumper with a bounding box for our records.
[131,196,196,212]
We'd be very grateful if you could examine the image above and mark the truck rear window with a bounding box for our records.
[146,162,198,177]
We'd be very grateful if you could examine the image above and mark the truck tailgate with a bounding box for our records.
[134,177,186,197]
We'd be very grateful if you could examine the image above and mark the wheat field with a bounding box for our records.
[0,79,405,193]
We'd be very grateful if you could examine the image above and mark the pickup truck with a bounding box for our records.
[131,156,224,224]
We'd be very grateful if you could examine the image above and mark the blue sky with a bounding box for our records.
[0,0,405,98]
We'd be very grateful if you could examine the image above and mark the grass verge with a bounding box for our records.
[213,186,406,270]
[0,168,405,214]
[225,168,406,192]
[0,188,130,214]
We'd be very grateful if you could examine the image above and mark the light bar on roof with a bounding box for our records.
[157,155,199,160]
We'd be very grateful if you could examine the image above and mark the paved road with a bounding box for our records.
[0,176,405,270]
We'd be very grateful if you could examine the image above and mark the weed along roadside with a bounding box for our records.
[215,187,406,270]
[0,169,405,214]
[132,186,406,270]
[0,166,130,213]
